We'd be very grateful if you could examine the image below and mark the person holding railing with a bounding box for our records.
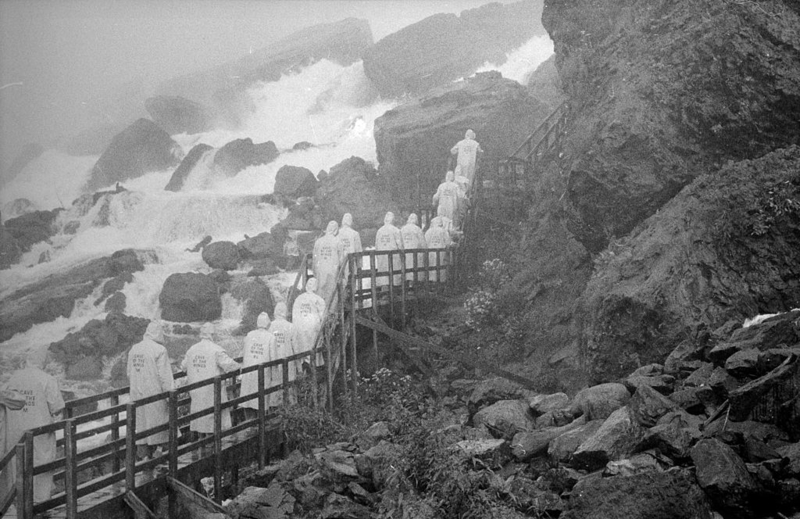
[268,302,295,405]
[425,216,453,282]
[291,278,327,370]
[181,323,242,438]
[313,220,345,303]
[127,320,175,460]
[450,129,483,195]
[338,213,363,282]
[240,312,276,420]
[3,348,65,503]
[400,213,427,283]
[375,212,404,288]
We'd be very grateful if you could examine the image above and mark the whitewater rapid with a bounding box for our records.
[0,35,555,393]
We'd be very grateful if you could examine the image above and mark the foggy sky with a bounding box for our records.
[0,0,515,174]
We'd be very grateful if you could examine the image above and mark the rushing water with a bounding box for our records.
[0,37,554,393]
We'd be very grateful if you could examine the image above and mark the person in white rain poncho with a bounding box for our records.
[181,323,241,436]
[0,388,26,503]
[375,212,404,287]
[313,220,345,303]
[432,171,461,225]
[425,216,453,282]
[338,213,362,281]
[127,320,175,459]
[450,129,483,193]
[437,204,455,237]
[240,312,276,419]
[400,213,427,281]
[291,278,327,370]
[3,349,65,503]
[268,302,295,405]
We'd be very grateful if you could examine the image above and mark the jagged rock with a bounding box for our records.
[529,392,570,415]
[777,443,800,477]
[144,95,214,135]
[669,387,705,415]
[356,422,391,451]
[86,118,180,190]
[684,362,715,387]
[164,144,213,191]
[638,411,701,460]
[664,340,705,376]
[213,138,279,177]
[159,272,221,322]
[743,436,781,464]
[229,277,275,333]
[511,416,587,461]
[224,482,295,519]
[374,73,551,210]
[65,356,103,381]
[237,232,282,260]
[708,366,740,396]
[292,471,327,509]
[691,438,759,517]
[725,348,761,379]
[363,1,545,97]
[104,292,126,313]
[315,156,398,229]
[472,399,535,439]
[548,419,604,463]
[0,222,22,268]
[467,377,535,416]
[320,493,372,519]
[704,419,790,447]
[571,407,645,471]
[273,165,317,198]
[274,450,313,482]
[569,383,631,421]
[535,408,575,428]
[604,451,665,477]
[315,449,359,479]
[728,355,798,421]
[1,250,144,342]
[624,373,675,395]
[4,209,60,253]
[247,259,280,277]
[629,384,678,427]
[202,241,241,270]
[562,468,712,519]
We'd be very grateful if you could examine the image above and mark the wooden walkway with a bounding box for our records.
[3,103,572,519]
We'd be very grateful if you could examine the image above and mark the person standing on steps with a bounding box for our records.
[313,220,345,303]
[425,216,453,282]
[375,211,404,288]
[268,302,295,405]
[181,322,241,439]
[127,320,175,460]
[451,129,483,195]
[3,348,65,504]
[338,213,363,282]
[433,170,462,228]
[240,312,276,420]
[400,213,427,282]
[291,278,327,371]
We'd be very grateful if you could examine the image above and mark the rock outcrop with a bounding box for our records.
[213,138,280,177]
[144,95,215,135]
[374,72,550,208]
[363,0,546,98]
[158,272,222,322]
[273,165,317,198]
[164,143,213,191]
[86,118,181,191]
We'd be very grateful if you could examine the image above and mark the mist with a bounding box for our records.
[0,0,517,174]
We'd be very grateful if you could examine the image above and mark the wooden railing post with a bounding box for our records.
[213,377,223,502]
[110,394,121,473]
[326,332,333,412]
[64,419,78,519]
[350,255,359,396]
[400,251,407,330]
[16,432,34,519]
[168,390,179,475]
[369,252,378,362]
[125,402,137,491]
[282,359,290,408]
[257,365,266,469]
[388,251,395,326]
[339,281,348,402]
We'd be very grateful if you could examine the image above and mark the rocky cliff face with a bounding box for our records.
[363,0,545,98]
[542,0,800,253]
[374,72,551,208]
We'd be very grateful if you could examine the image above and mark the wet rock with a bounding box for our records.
[569,383,631,421]
[467,377,534,416]
[65,356,103,380]
[629,384,678,427]
[725,348,761,379]
[743,436,781,463]
[603,451,664,477]
[664,340,705,376]
[684,362,715,387]
[571,407,645,471]
[529,392,570,415]
[229,277,275,333]
[728,355,798,421]
[638,411,701,460]
[159,272,222,322]
[214,138,279,177]
[703,419,790,446]
[165,144,213,192]
[4,209,60,253]
[669,387,705,415]
[0,222,22,268]
[274,165,317,198]
[237,232,282,260]
[624,373,675,395]
[691,438,758,517]
[144,95,214,135]
[548,419,604,463]
[87,118,180,190]
[562,468,712,519]
[512,416,587,461]
[202,241,241,270]
[777,443,800,477]
[104,292,126,313]
[472,399,535,439]
[708,366,739,396]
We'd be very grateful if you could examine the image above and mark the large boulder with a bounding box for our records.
[374,72,551,209]
[213,138,279,177]
[144,95,215,135]
[273,165,317,198]
[202,241,241,270]
[0,223,21,269]
[472,399,535,439]
[362,1,546,97]
[86,118,181,190]
[315,156,398,229]
[159,272,222,322]
[3,209,60,253]
[547,419,604,463]
[571,407,645,471]
[569,383,630,421]
[690,438,760,517]
[467,377,535,416]
[164,143,213,192]
[237,232,283,261]
[562,468,712,519]
[229,277,275,332]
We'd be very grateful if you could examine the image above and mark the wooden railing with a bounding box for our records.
[503,100,569,176]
